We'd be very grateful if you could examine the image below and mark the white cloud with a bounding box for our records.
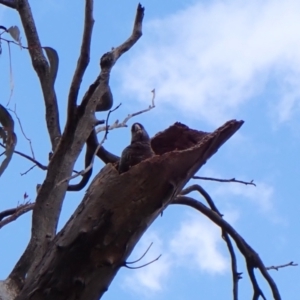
[117,0,300,125]
[122,232,171,295]
[122,214,232,296]
[214,181,274,212]
[169,214,228,274]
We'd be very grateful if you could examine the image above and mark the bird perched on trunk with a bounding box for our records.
[118,123,155,174]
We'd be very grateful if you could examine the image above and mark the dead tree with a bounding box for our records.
[0,1,283,300]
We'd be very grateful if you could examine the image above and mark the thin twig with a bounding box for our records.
[193,176,256,186]
[96,89,155,134]
[0,143,47,170]
[124,255,161,269]
[9,105,35,159]
[126,242,154,264]
[104,103,122,137]
[21,164,36,176]
[0,143,81,177]
[266,261,298,271]
[0,37,21,47]
[0,202,34,229]
[0,37,29,49]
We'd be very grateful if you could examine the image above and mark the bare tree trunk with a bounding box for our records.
[12,121,242,300]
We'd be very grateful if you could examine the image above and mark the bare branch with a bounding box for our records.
[20,164,36,175]
[1,144,82,176]
[126,242,154,264]
[0,0,16,9]
[0,37,24,48]
[180,184,239,299]
[266,261,298,271]
[67,0,94,118]
[103,103,122,137]
[193,176,256,186]
[0,202,34,229]
[16,0,61,150]
[96,89,155,134]
[79,3,145,112]
[180,184,220,213]
[67,131,119,191]
[124,255,162,270]
[96,144,119,163]
[0,143,47,170]
[111,3,144,61]
[14,150,46,169]
[0,208,16,221]
[223,233,241,300]
[172,196,282,300]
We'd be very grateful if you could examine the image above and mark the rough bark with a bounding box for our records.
[13,120,243,300]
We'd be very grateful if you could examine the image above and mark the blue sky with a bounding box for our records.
[0,0,300,299]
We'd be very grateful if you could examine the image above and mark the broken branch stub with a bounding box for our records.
[16,120,243,300]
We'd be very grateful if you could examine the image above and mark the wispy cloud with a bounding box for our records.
[117,0,300,125]
[122,232,171,295]
[213,180,274,212]
[169,213,228,274]
[123,213,231,296]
